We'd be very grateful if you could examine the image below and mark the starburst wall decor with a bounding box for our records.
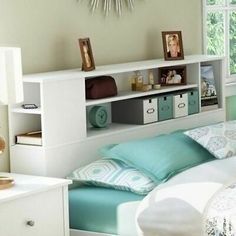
[78,0,141,16]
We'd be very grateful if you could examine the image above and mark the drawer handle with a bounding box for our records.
[26,220,35,227]
[178,103,186,108]
[146,108,155,114]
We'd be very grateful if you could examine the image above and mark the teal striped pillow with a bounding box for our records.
[67,159,156,195]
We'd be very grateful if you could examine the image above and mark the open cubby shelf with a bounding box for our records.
[8,54,225,176]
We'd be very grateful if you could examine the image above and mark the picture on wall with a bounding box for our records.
[159,66,186,86]
[162,31,184,61]
[79,38,96,71]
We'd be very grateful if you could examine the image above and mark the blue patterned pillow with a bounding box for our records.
[67,159,156,195]
[184,120,236,159]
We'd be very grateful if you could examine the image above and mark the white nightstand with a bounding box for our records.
[0,173,72,236]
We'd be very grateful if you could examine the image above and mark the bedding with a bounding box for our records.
[69,186,143,234]
[185,120,236,159]
[67,159,155,195]
[204,181,236,236]
[136,155,236,236]
[101,131,215,183]
[68,125,235,236]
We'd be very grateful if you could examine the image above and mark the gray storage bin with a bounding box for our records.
[112,97,158,125]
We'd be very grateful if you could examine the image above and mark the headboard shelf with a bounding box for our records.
[86,84,198,106]
[8,55,226,177]
[86,108,225,140]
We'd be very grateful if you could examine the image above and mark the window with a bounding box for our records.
[203,0,236,82]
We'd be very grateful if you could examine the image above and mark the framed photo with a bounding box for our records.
[162,31,184,61]
[159,66,186,86]
[79,38,95,71]
[201,65,218,109]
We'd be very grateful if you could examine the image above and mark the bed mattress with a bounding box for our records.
[69,186,144,235]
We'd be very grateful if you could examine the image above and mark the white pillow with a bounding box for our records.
[67,159,156,195]
[204,181,236,236]
[136,156,236,236]
[184,120,236,159]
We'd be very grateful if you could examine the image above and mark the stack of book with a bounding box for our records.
[16,131,42,146]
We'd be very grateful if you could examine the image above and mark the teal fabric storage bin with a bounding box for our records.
[188,90,199,115]
[158,95,173,121]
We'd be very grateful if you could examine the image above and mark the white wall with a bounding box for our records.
[0,0,202,171]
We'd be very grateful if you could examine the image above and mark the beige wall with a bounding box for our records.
[0,0,202,171]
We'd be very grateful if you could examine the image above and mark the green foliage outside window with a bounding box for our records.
[207,0,224,5]
[206,1,236,76]
[206,12,224,56]
[230,11,236,74]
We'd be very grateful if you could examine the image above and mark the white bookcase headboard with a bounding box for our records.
[8,55,226,177]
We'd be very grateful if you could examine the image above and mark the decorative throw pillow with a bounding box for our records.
[67,159,156,195]
[101,131,214,183]
[184,120,236,159]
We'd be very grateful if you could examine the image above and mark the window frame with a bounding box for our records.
[202,0,236,83]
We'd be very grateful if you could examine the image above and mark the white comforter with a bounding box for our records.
[136,156,236,236]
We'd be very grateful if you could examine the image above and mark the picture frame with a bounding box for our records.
[158,66,186,86]
[79,38,95,71]
[162,31,184,61]
[200,65,218,110]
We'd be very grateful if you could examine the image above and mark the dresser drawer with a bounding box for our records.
[0,188,65,236]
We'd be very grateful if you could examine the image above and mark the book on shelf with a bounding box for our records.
[200,65,218,111]
[15,131,42,146]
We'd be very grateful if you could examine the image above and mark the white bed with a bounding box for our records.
[136,156,236,236]
[67,110,227,236]
[70,155,236,236]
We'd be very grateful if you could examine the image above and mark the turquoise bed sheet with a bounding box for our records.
[69,186,144,234]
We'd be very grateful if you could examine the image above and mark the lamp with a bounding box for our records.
[0,136,5,154]
[0,47,24,189]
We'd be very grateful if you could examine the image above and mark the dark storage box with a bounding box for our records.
[112,97,158,125]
